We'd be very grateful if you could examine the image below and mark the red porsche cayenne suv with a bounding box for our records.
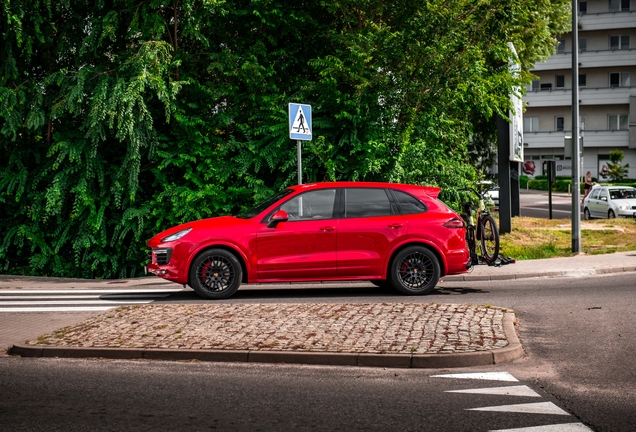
[146,182,470,299]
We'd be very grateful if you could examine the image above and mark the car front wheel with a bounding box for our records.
[389,246,440,295]
[189,249,243,300]
[608,210,616,219]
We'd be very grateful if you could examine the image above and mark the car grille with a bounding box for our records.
[152,248,172,265]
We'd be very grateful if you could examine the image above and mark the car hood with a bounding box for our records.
[148,216,250,245]
[613,199,636,206]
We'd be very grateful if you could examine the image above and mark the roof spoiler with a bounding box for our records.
[423,186,441,199]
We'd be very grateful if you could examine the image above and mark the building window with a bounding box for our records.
[530,79,540,91]
[541,83,553,91]
[556,75,565,89]
[557,39,566,54]
[579,74,587,87]
[610,72,630,87]
[609,114,629,131]
[555,116,565,132]
[579,37,587,52]
[580,115,586,131]
[579,1,588,14]
[610,35,630,49]
[524,117,539,132]
[610,0,631,12]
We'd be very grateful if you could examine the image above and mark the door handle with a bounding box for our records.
[319,226,335,232]
[388,223,403,228]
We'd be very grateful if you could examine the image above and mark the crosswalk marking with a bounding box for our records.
[0,300,155,305]
[446,385,541,397]
[0,288,184,313]
[0,289,183,294]
[468,402,570,415]
[490,423,592,431]
[432,372,519,382]
[2,307,116,312]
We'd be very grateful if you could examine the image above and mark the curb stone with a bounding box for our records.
[9,313,524,369]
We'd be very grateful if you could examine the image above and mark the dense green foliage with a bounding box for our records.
[0,0,569,278]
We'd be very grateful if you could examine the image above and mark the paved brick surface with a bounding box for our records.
[26,303,509,355]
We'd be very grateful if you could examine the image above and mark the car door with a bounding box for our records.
[336,188,407,277]
[587,188,601,217]
[256,189,338,280]
[597,188,610,217]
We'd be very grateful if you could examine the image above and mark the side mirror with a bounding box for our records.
[601,196,607,202]
[267,210,289,228]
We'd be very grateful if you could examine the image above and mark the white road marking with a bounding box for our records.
[431,372,519,382]
[0,289,184,294]
[0,307,116,312]
[468,402,570,415]
[0,300,155,305]
[489,423,593,431]
[446,385,540,397]
[521,207,576,214]
[0,294,172,300]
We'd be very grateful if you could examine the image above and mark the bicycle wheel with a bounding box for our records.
[479,214,500,264]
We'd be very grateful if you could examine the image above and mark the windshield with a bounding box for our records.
[236,189,294,219]
[608,188,636,200]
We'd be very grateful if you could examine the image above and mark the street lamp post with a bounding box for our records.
[571,0,581,253]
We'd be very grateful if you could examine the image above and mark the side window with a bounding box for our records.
[599,189,608,200]
[590,189,600,200]
[280,189,336,220]
[392,190,427,214]
[344,188,392,218]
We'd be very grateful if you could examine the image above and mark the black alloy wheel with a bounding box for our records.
[389,246,440,295]
[189,249,242,299]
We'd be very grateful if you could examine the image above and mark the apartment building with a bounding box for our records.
[523,0,636,179]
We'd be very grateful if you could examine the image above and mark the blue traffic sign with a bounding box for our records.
[289,103,312,140]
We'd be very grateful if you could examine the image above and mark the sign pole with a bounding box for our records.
[289,103,312,186]
[297,140,302,185]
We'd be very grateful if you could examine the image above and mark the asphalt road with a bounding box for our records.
[519,190,581,219]
[1,272,635,431]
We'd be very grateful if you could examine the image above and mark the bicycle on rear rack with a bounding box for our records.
[459,186,513,268]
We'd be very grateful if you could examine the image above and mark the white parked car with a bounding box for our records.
[583,185,636,219]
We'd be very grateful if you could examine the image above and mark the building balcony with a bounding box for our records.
[580,10,636,31]
[524,86,636,107]
[524,130,629,149]
[532,48,636,71]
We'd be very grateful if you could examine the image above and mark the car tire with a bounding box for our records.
[189,249,243,300]
[583,208,592,220]
[608,210,616,219]
[388,246,440,295]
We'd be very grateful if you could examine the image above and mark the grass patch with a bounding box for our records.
[500,217,636,260]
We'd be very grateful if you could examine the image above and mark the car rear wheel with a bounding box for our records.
[189,249,242,300]
[608,210,616,219]
[583,208,592,220]
[389,246,440,295]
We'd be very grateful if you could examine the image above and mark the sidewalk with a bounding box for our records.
[5,251,636,369]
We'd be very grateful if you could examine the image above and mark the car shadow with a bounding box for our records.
[151,285,489,302]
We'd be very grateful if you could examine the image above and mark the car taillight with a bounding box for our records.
[443,218,465,229]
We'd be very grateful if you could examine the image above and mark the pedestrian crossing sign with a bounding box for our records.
[289,103,312,140]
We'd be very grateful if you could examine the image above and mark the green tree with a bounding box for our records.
[0,0,570,278]
[606,150,630,183]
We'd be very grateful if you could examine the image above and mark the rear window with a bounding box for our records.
[392,190,427,214]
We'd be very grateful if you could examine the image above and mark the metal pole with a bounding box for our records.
[297,140,302,185]
[571,0,581,253]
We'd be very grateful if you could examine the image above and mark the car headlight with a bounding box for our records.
[619,205,630,211]
[161,228,192,242]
